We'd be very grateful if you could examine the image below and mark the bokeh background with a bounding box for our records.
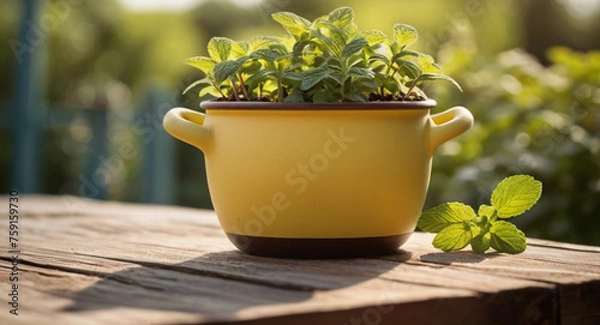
[1,0,599,245]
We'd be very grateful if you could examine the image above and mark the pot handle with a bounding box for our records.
[428,106,474,155]
[163,107,212,152]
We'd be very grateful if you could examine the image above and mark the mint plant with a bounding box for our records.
[183,7,461,103]
[418,175,543,254]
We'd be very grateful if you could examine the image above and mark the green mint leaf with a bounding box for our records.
[312,34,338,57]
[251,48,283,63]
[342,38,368,59]
[369,53,391,65]
[343,92,368,102]
[230,41,248,59]
[491,175,543,219]
[471,232,491,253]
[249,36,282,51]
[234,56,250,69]
[182,78,213,95]
[313,90,337,103]
[432,223,473,252]
[349,66,375,80]
[213,60,242,84]
[418,202,476,233]
[382,78,400,94]
[328,7,354,28]
[396,50,421,59]
[478,204,495,218]
[199,85,222,98]
[292,39,311,57]
[245,68,277,86]
[300,67,331,91]
[414,54,440,73]
[371,65,387,74]
[240,61,262,75]
[393,24,418,49]
[394,58,422,79]
[359,79,380,91]
[272,12,311,40]
[237,41,250,54]
[314,25,345,56]
[490,221,527,254]
[471,215,489,233]
[282,71,303,82]
[357,30,388,46]
[328,71,347,85]
[417,73,463,92]
[283,90,305,103]
[469,223,482,238]
[208,37,234,62]
[184,56,217,74]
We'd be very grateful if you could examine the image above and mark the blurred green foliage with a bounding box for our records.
[428,37,600,245]
[1,0,599,245]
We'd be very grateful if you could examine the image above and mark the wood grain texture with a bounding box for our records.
[0,195,598,325]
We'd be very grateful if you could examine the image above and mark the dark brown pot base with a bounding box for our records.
[225,233,412,259]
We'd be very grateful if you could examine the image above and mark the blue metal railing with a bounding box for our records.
[8,0,175,204]
[11,0,43,193]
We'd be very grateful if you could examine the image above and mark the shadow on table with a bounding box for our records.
[420,251,502,265]
[60,249,412,316]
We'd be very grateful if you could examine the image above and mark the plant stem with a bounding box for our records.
[214,83,227,98]
[388,64,398,78]
[490,210,498,223]
[238,74,249,99]
[277,79,284,103]
[387,63,403,98]
[406,74,421,98]
[230,80,240,101]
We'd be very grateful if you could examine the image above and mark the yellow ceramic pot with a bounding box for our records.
[163,101,473,257]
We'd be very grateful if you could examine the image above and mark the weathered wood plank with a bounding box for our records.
[0,259,555,325]
[398,236,600,283]
[0,263,207,325]
[0,195,599,325]
[527,238,600,254]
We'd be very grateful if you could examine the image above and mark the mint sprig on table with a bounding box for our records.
[418,175,543,254]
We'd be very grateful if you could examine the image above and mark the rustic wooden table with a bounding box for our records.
[0,196,599,325]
